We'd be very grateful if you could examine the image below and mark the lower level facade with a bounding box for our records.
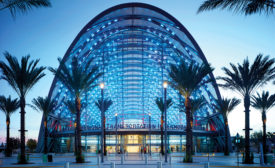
[47,129,223,153]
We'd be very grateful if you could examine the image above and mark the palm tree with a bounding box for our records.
[155,97,173,155]
[252,91,275,163]
[214,97,241,155]
[0,0,51,17]
[32,96,55,154]
[0,96,19,157]
[95,98,113,156]
[0,52,45,163]
[197,0,275,16]
[218,54,275,163]
[49,57,102,163]
[168,60,214,162]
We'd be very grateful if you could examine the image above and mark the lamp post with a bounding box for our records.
[149,112,151,156]
[163,81,168,163]
[100,83,104,163]
[115,113,118,155]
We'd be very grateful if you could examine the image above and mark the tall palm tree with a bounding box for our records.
[155,97,173,155]
[218,54,275,163]
[214,97,241,155]
[49,57,102,163]
[252,91,275,163]
[168,60,214,162]
[0,0,51,17]
[0,52,45,163]
[32,96,55,154]
[197,0,275,16]
[95,98,113,156]
[0,96,19,157]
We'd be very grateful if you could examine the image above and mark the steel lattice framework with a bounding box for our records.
[37,3,227,152]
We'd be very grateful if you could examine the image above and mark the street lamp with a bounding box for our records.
[163,81,168,163]
[115,113,118,155]
[149,112,151,156]
[100,83,104,163]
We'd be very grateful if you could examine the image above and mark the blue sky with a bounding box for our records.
[0,0,275,143]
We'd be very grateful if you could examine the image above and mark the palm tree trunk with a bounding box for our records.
[262,112,267,164]
[6,117,11,157]
[185,97,192,162]
[19,97,26,163]
[74,128,77,154]
[224,119,229,156]
[161,114,164,155]
[44,118,48,154]
[244,94,251,163]
[75,97,82,162]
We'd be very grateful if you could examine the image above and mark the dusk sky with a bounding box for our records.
[0,0,274,143]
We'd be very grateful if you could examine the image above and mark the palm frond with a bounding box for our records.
[0,0,52,17]
[95,98,113,113]
[155,97,173,114]
[168,59,214,98]
[178,97,206,115]
[64,99,77,114]
[0,95,19,118]
[49,57,102,99]
[218,54,275,97]
[252,91,275,112]
[32,96,55,117]
[197,0,275,16]
[0,51,46,98]
[214,97,241,119]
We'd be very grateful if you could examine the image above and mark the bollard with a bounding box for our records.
[159,153,162,161]
[121,154,124,164]
[169,154,172,165]
[145,154,148,164]
[142,153,144,160]
[157,161,162,168]
[97,155,100,165]
[111,162,116,168]
[64,162,69,168]
[204,163,209,168]
[42,154,47,163]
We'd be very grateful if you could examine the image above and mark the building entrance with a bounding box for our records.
[124,134,143,153]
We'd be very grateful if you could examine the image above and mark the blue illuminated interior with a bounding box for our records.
[49,4,220,130]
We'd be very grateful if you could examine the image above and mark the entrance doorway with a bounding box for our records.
[126,145,140,153]
[124,134,143,153]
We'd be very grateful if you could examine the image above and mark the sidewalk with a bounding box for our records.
[0,152,274,168]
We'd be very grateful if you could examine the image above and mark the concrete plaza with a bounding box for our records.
[0,152,274,168]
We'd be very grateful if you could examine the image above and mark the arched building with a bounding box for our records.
[37,3,229,153]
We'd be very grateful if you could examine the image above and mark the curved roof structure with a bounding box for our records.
[41,3,225,135]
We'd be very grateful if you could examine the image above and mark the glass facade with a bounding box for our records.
[37,3,228,153]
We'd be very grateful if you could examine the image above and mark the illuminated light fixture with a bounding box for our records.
[163,81,168,88]
[100,83,105,89]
